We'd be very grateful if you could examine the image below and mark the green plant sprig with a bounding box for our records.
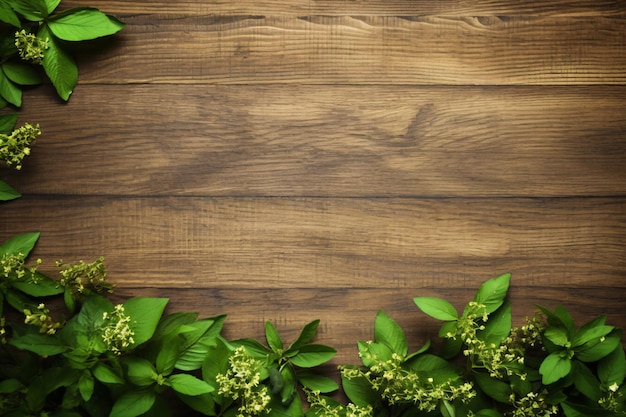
[0,233,624,417]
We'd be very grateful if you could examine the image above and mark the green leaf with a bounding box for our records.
[39,24,78,101]
[156,337,181,375]
[92,363,124,385]
[176,392,216,416]
[0,180,21,201]
[474,273,510,314]
[414,296,459,321]
[10,332,68,356]
[25,367,80,411]
[48,8,125,41]
[168,374,214,396]
[9,0,48,21]
[201,337,232,383]
[2,62,43,86]
[44,0,61,13]
[0,232,40,257]
[175,315,227,371]
[474,410,504,417]
[109,389,156,417]
[11,271,64,296]
[474,373,513,404]
[575,329,622,362]
[78,370,95,401]
[0,378,22,394]
[341,371,379,408]
[290,344,336,368]
[544,327,571,348]
[357,340,393,367]
[279,365,297,404]
[573,361,602,402]
[288,319,320,351]
[0,69,21,107]
[598,346,626,386]
[0,2,21,26]
[540,351,572,385]
[233,337,272,359]
[297,371,338,393]
[0,113,18,133]
[374,310,408,357]
[265,321,283,352]
[572,315,614,347]
[560,401,607,417]
[125,357,157,387]
[477,300,511,345]
[440,399,455,417]
[123,297,169,347]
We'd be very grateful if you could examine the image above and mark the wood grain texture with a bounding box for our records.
[1,0,625,397]
[61,0,626,17]
[1,197,624,290]
[5,85,626,197]
[73,15,626,85]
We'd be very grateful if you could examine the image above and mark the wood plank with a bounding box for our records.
[2,196,624,290]
[109,286,626,365]
[6,85,626,197]
[73,15,626,85]
[61,0,626,17]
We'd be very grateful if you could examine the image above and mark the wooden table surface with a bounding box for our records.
[1,1,625,370]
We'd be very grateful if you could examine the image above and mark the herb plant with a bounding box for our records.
[1,1,624,416]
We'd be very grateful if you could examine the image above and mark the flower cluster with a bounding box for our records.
[343,351,475,412]
[215,346,272,417]
[101,304,135,355]
[0,123,41,170]
[57,256,112,297]
[23,303,62,335]
[306,389,373,417]
[14,30,49,64]
[598,382,623,413]
[507,390,559,417]
[1,252,40,280]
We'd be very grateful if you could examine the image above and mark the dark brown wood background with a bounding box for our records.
[1,1,625,370]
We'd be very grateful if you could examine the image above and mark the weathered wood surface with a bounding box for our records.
[1,0,625,381]
[7,85,626,197]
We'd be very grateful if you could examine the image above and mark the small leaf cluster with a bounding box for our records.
[0,0,124,197]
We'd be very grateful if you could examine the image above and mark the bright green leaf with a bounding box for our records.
[440,399,455,417]
[92,363,124,385]
[11,271,64,296]
[125,357,157,387]
[280,365,296,404]
[289,319,320,352]
[478,300,512,345]
[341,371,379,408]
[414,296,459,321]
[544,327,571,348]
[39,24,77,101]
[374,310,408,357]
[0,69,21,107]
[265,321,283,352]
[540,351,572,385]
[575,329,623,362]
[474,373,513,403]
[2,62,43,86]
[44,0,61,13]
[290,344,336,368]
[0,113,18,133]
[78,370,94,401]
[297,371,338,393]
[0,2,21,26]
[0,232,39,257]
[168,374,214,396]
[9,0,48,21]
[109,389,156,417]
[474,273,510,314]
[123,297,169,347]
[0,180,21,201]
[572,315,614,347]
[48,8,125,41]
[598,346,626,386]
[10,332,67,356]
[573,361,601,402]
